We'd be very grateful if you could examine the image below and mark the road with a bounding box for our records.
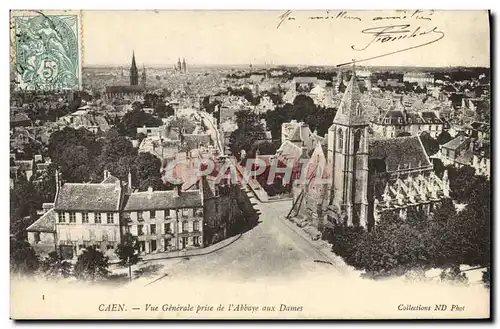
[138,200,348,283]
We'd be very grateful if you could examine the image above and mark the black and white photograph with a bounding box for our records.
[8,9,491,320]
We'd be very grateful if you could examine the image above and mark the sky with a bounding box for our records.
[81,10,490,67]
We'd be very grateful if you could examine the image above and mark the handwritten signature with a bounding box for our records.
[335,24,445,66]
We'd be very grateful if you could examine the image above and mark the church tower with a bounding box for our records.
[141,64,147,88]
[130,51,139,86]
[327,70,370,228]
[182,58,187,73]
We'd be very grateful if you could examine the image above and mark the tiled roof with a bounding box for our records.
[123,190,202,211]
[442,135,470,151]
[26,209,56,232]
[369,136,431,172]
[54,182,122,211]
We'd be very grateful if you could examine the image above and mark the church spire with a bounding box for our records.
[332,66,369,127]
[130,51,139,86]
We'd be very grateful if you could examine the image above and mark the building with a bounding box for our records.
[290,72,450,232]
[281,120,324,153]
[26,162,258,259]
[440,135,490,179]
[104,52,145,100]
[372,105,444,138]
[123,184,204,253]
[403,72,435,87]
[52,173,124,259]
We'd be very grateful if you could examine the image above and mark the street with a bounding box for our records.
[136,200,349,284]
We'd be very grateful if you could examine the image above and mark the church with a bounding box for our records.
[289,71,450,232]
[104,52,147,100]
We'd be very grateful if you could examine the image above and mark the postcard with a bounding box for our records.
[9,9,490,320]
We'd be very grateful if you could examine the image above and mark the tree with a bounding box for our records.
[229,111,267,159]
[10,238,39,275]
[136,132,147,145]
[115,233,141,280]
[117,109,163,137]
[40,251,72,279]
[419,132,440,156]
[437,130,453,145]
[73,246,110,281]
[134,152,165,191]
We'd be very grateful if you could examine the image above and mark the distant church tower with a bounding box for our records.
[130,51,139,86]
[141,65,147,88]
[327,69,370,228]
[182,58,187,73]
[177,58,182,73]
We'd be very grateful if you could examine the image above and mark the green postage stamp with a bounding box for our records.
[11,11,82,91]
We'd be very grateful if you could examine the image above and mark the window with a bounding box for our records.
[195,208,203,217]
[139,241,146,253]
[182,208,189,217]
[193,236,200,246]
[58,212,65,223]
[107,213,114,224]
[69,212,76,223]
[337,129,344,152]
[150,224,156,234]
[182,237,188,248]
[137,211,143,221]
[34,232,40,244]
[165,238,172,250]
[138,224,144,236]
[164,223,172,233]
[182,221,188,232]
[82,212,89,224]
[193,221,200,232]
[150,240,157,252]
[164,210,169,218]
[95,212,102,224]
[107,244,114,251]
[353,130,362,154]
[150,210,156,219]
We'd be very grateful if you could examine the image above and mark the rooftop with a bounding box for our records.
[369,136,432,173]
[123,189,202,211]
[54,182,122,211]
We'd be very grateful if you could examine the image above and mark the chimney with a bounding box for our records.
[148,186,153,193]
[173,178,183,197]
[128,170,132,190]
[55,169,61,194]
[104,169,109,180]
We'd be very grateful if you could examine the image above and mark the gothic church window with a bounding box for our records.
[337,129,344,152]
[354,129,362,153]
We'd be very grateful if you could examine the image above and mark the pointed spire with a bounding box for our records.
[332,68,369,127]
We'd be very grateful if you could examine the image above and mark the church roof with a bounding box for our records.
[369,136,431,173]
[333,73,370,127]
[105,85,144,94]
